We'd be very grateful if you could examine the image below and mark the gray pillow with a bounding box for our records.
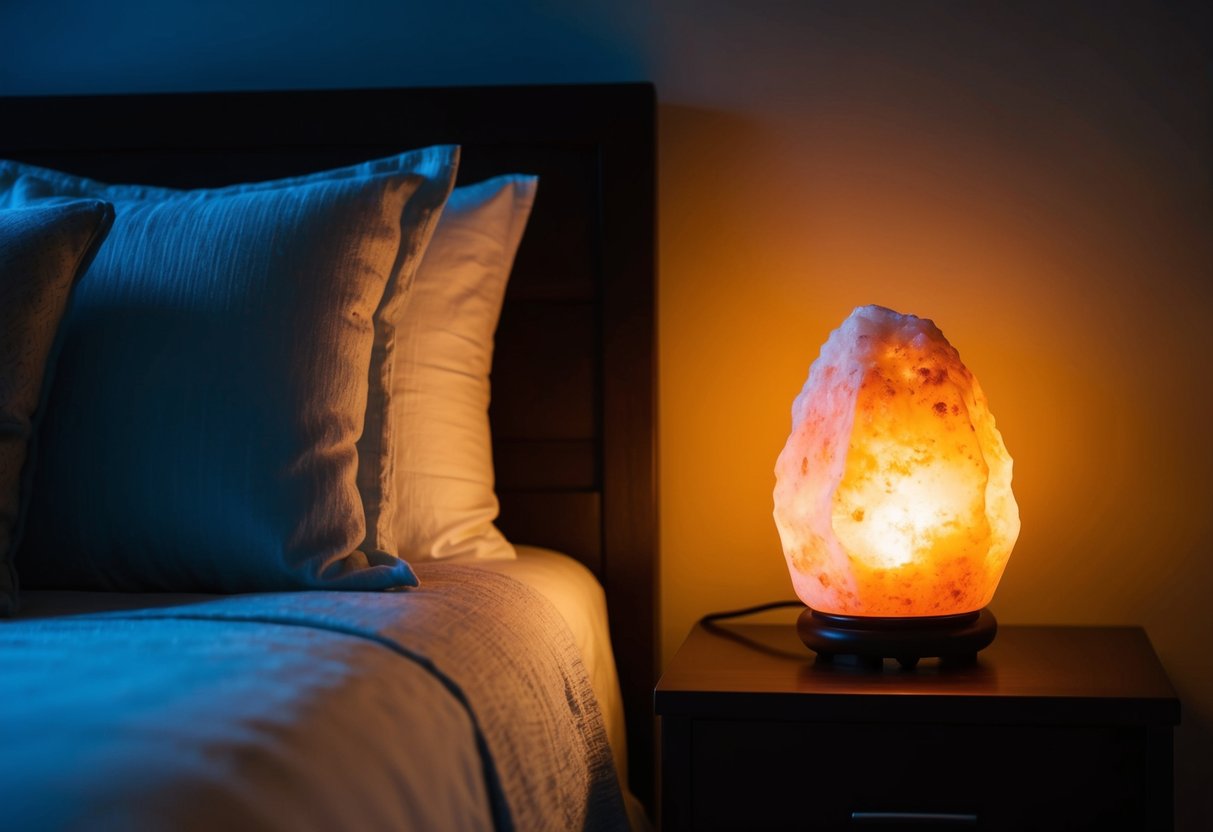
[0,200,114,613]
[0,147,457,592]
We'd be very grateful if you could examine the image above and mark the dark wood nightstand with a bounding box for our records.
[655,622,1179,831]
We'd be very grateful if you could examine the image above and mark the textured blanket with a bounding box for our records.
[0,564,628,831]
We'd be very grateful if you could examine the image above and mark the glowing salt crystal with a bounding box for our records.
[773,305,1019,617]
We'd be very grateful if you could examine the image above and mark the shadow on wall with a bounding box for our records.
[1176,705,1212,831]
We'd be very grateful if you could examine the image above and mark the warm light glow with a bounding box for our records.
[773,305,1019,617]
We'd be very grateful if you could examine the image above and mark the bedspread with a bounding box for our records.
[0,564,628,831]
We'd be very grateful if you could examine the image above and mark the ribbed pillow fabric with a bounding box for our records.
[393,175,538,561]
[0,148,457,592]
[0,200,114,613]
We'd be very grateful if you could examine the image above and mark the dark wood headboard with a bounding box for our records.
[0,83,658,809]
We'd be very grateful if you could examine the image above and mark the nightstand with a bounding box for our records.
[655,622,1179,831]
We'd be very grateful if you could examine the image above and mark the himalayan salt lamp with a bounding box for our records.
[773,305,1019,664]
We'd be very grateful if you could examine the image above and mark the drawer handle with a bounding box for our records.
[851,811,977,826]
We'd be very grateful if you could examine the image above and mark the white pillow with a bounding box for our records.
[391,175,538,561]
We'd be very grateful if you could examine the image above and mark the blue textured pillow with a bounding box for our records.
[0,200,113,613]
[0,148,457,592]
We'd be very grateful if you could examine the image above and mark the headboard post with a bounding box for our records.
[596,83,659,813]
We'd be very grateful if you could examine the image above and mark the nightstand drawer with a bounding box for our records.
[687,719,1152,831]
[657,625,1178,832]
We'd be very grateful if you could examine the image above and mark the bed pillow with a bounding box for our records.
[0,200,113,613]
[0,147,457,592]
[393,175,537,561]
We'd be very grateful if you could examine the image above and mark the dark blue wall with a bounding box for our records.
[0,0,650,94]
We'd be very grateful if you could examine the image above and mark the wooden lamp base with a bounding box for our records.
[797,607,998,669]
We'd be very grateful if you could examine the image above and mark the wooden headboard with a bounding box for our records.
[0,84,658,808]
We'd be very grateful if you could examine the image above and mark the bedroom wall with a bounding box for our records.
[3,1,1210,827]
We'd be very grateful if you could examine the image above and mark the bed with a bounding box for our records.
[0,84,656,830]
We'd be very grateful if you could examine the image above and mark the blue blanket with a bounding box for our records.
[0,564,628,831]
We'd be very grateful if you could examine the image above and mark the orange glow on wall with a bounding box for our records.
[773,305,1019,617]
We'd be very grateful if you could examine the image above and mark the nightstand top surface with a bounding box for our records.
[656,623,1179,726]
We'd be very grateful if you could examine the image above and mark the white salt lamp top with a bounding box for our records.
[774,305,1019,617]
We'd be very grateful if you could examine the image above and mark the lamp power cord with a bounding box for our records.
[699,600,803,624]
